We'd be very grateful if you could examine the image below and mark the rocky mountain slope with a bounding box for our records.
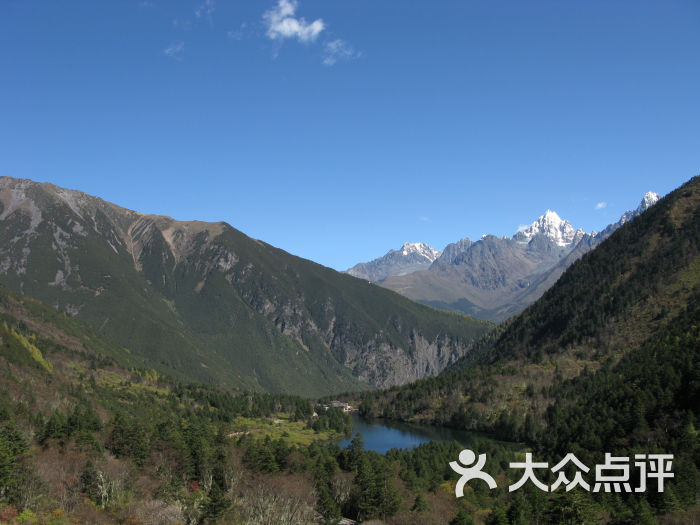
[0,177,490,396]
[346,242,440,282]
[377,193,659,321]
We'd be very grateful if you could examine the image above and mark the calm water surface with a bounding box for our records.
[337,413,504,454]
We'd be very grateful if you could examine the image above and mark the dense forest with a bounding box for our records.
[0,282,515,524]
[4,266,695,524]
[0,288,538,525]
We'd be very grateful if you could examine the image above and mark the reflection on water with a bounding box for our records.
[337,413,505,454]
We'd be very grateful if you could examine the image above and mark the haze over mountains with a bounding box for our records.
[347,192,659,321]
[0,176,490,396]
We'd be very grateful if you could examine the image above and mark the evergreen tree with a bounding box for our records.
[316,480,341,524]
[350,453,400,521]
[485,500,508,525]
[79,460,100,505]
[411,492,430,512]
[449,508,475,525]
[0,423,28,505]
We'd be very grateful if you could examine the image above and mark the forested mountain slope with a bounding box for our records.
[0,284,543,525]
[357,176,700,520]
[0,177,490,396]
[362,176,698,419]
[0,284,410,523]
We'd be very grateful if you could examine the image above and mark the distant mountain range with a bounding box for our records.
[346,192,659,321]
[346,242,441,281]
[0,177,490,396]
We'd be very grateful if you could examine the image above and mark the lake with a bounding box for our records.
[337,413,503,454]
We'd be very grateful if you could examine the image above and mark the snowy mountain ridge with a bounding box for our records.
[400,242,441,260]
[348,191,660,321]
[619,192,660,226]
[512,209,586,247]
[346,242,441,282]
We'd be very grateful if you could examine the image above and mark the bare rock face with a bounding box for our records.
[326,328,463,388]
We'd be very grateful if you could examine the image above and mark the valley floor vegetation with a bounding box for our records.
[2,294,698,524]
[0,305,504,525]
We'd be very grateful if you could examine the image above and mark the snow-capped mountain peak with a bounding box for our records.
[640,191,660,212]
[514,209,582,247]
[348,190,658,285]
[346,242,440,281]
[400,242,441,261]
[619,191,661,225]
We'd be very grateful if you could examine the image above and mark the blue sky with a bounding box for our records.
[1,1,698,270]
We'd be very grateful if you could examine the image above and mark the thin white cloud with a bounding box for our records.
[227,23,247,41]
[595,201,607,210]
[172,19,192,31]
[419,216,431,223]
[263,0,324,43]
[322,39,361,66]
[164,41,185,59]
[195,0,215,24]
[517,224,528,232]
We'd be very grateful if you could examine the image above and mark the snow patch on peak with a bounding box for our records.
[640,191,660,212]
[400,242,441,261]
[346,241,441,281]
[619,191,660,226]
[514,209,578,247]
[542,209,562,221]
[401,242,424,253]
